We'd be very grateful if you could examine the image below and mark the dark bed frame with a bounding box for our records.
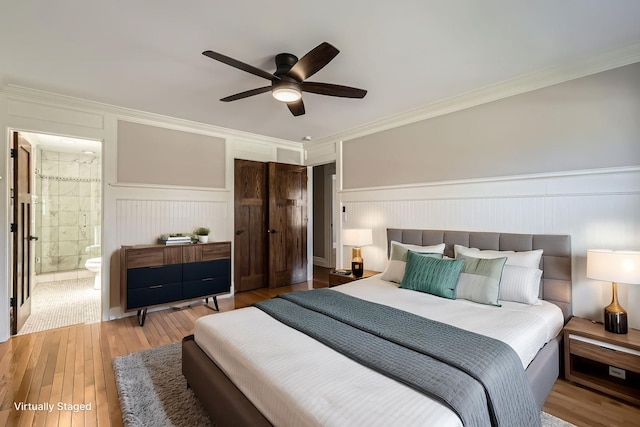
[182,229,572,427]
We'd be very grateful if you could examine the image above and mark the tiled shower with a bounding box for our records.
[34,149,101,274]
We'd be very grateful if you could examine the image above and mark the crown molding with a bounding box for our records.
[1,84,301,148]
[306,41,640,150]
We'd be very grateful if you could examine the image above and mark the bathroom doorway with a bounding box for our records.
[12,131,102,335]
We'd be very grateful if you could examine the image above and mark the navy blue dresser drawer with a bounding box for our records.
[183,277,230,299]
[127,264,182,289]
[127,282,182,309]
[121,242,232,320]
[182,259,230,281]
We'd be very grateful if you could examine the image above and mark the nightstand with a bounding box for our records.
[564,317,640,405]
[328,270,379,287]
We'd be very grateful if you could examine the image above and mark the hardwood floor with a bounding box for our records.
[544,378,640,427]
[1,272,638,427]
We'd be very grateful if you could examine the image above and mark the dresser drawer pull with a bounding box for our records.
[149,285,163,289]
[201,278,214,282]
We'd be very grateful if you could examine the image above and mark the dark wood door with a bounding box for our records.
[234,159,267,292]
[268,162,307,287]
[12,133,34,334]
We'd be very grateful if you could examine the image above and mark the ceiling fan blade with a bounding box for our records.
[301,82,367,98]
[220,86,271,102]
[203,50,277,81]
[287,99,305,116]
[287,42,339,82]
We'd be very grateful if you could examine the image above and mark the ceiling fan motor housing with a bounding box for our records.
[274,53,299,78]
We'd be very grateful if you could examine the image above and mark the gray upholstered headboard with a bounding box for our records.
[387,229,572,322]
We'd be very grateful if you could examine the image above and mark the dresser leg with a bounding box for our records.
[203,296,220,312]
[137,308,147,326]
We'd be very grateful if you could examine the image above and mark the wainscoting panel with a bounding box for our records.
[340,171,640,328]
[115,199,228,246]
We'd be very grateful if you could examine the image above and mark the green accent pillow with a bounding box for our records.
[400,251,464,299]
[455,255,507,306]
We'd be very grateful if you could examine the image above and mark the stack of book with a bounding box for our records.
[158,234,192,245]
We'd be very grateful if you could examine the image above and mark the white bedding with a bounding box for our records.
[194,275,564,427]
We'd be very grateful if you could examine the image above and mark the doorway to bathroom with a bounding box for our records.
[11,131,102,335]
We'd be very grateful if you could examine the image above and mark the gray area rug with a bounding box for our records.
[114,342,575,427]
[114,342,213,427]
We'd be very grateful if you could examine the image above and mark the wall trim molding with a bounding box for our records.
[340,166,640,202]
[307,42,640,149]
[109,181,229,192]
[342,165,640,192]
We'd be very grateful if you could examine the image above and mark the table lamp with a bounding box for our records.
[343,229,373,278]
[586,249,640,334]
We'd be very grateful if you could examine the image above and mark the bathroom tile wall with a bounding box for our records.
[35,149,102,274]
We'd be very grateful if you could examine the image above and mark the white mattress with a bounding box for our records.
[194,276,564,427]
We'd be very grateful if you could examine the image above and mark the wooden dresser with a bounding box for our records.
[120,241,231,326]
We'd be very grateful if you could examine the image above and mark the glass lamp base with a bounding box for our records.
[604,310,628,334]
[351,261,364,278]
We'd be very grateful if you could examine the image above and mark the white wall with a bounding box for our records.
[0,86,302,342]
[339,167,640,327]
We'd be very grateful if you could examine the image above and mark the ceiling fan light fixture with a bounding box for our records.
[272,81,302,103]
[272,87,301,103]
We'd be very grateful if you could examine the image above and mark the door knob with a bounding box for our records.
[29,236,39,241]
[267,229,278,234]
[235,229,245,236]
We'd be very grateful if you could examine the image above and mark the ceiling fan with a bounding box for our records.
[202,42,367,117]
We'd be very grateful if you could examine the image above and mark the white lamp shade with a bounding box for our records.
[343,229,373,247]
[587,249,640,284]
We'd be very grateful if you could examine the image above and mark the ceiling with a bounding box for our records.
[2,1,640,143]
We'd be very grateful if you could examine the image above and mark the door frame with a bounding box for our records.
[5,128,105,336]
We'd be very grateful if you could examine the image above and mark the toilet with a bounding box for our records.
[85,257,102,290]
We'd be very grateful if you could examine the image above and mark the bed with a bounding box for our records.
[182,229,572,426]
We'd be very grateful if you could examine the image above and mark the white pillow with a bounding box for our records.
[454,245,543,269]
[381,241,446,283]
[499,265,543,305]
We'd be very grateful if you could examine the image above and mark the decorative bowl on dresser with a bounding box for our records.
[120,241,231,326]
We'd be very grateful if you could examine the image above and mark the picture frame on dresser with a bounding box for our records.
[120,241,231,326]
